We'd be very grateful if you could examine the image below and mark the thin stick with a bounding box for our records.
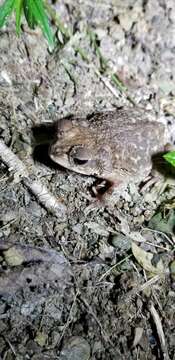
[144,227,174,246]
[149,302,170,360]
[94,67,121,99]
[4,337,17,357]
[117,275,161,309]
[98,254,132,282]
[144,241,170,252]
[0,140,67,220]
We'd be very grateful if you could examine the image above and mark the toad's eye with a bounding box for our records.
[73,158,89,165]
[68,145,92,166]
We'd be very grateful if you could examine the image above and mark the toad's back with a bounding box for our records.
[49,107,166,184]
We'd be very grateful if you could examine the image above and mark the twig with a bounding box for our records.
[4,337,16,357]
[144,241,170,251]
[117,275,162,309]
[94,67,121,99]
[140,275,161,291]
[149,302,170,360]
[0,140,67,220]
[144,227,174,246]
[98,254,132,282]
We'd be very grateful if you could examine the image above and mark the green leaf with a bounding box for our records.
[23,0,37,29]
[0,0,15,28]
[15,0,23,35]
[29,0,55,49]
[163,151,175,167]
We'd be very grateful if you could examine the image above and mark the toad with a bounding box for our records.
[49,107,167,190]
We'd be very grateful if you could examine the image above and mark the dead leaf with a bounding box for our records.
[132,327,144,348]
[132,242,165,275]
[169,260,175,282]
[35,331,48,347]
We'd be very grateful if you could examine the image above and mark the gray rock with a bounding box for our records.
[60,337,90,360]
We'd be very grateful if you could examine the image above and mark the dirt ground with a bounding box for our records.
[0,0,175,359]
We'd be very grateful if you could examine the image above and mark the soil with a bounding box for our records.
[0,0,175,359]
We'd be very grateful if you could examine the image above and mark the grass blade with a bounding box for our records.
[15,0,23,35]
[29,0,55,48]
[44,0,70,40]
[23,0,37,29]
[0,0,15,28]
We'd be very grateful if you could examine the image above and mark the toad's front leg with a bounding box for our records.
[91,178,123,201]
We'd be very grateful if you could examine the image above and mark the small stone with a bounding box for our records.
[119,11,135,31]
[21,302,36,316]
[4,247,24,266]
[111,233,131,252]
[60,336,90,360]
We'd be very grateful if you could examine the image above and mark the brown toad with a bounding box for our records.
[49,107,166,188]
